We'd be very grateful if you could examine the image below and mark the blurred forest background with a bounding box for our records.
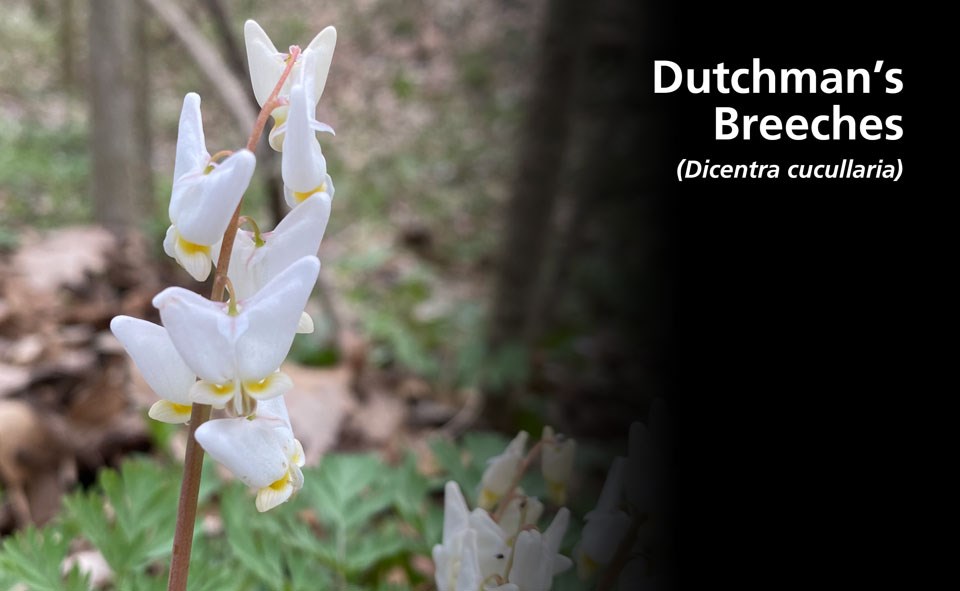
[0,0,665,571]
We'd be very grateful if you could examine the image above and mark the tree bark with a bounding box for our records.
[89,0,151,231]
[488,0,587,350]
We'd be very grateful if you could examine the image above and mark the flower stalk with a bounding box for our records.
[166,44,302,591]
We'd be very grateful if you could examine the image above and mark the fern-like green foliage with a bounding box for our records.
[0,432,597,591]
[0,443,500,591]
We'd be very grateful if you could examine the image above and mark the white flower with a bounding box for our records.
[507,509,573,591]
[211,193,331,332]
[433,481,571,591]
[478,431,528,509]
[163,93,256,281]
[433,481,472,591]
[195,397,305,512]
[540,426,576,505]
[498,492,544,540]
[577,457,631,579]
[244,20,336,151]
[152,256,320,415]
[109,316,196,424]
[281,83,335,208]
[468,508,511,580]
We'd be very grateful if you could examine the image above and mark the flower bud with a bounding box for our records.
[540,426,576,505]
[477,431,528,509]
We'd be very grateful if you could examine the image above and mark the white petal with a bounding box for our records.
[499,495,544,538]
[510,531,552,591]
[296,312,315,334]
[543,507,570,555]
[542,431,576,485]
[244,20,284,107]
[442,481,470,545]
[596,457,626,512]
[163,225,178,259]
[581,511,630,566]
[302,26,337,106]
[234,256,319,381]
[189,379,239,408]
[148,400,193,424]
[110,316,196,404]
[454,530,481,591]
[256,396,293,430]
[506,430,529,455]
[432,544,453,591]
[281,84,327,193]
[256,477,295,512]
[219,231,261,300]
[172,229,213,281]
[174,150,256,245]
[262,193,331,278]
[172,93,208,189]
[152,287,236,384]
[553,554,574,576]
[195,416,290,488]
[242,371,293,401]
[468,509,510,578]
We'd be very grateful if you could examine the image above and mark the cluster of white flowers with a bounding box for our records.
[110,21,338,513]
[435,427,577,591]
[576,400,669,588]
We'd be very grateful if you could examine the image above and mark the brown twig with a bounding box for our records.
[166,45,301,591]
[491,440,545,522]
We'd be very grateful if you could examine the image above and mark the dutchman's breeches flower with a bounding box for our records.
[164,93,256,281]
[281,83,335,208]
[212,193,331,333]
[244,20,336,151]
[195,397,305,512]
[433,481,572,591]
[478,431,529,509]
[576,457,631,579]
[109,316,197,424]
[152,256,321,416]
[541,426,576,505]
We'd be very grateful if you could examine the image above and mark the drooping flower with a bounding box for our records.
[540,426,576,505]
[433,481,571,591]
[244,20,336,151]
[507,509,573,590]
[576,457,631,579]
[212,193,331,332]
[281,83,335,208]
[195,396,305,512]
[478,431,528,509]
[433,481,472,591]
[152,255,320,415]
[109,316,196,424]
[163,93,256,281]
[498,491,544,540]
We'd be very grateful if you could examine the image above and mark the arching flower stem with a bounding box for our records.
[237,215,267,247]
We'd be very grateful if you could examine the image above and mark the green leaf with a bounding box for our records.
[219,484,286,591]
[0,526,90,591]
[307,454,384,529]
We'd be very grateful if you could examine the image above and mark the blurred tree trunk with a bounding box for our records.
[89,0,152,231]
[488,0,587,351]
[59,0,76,90]
[199,0,286,226]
